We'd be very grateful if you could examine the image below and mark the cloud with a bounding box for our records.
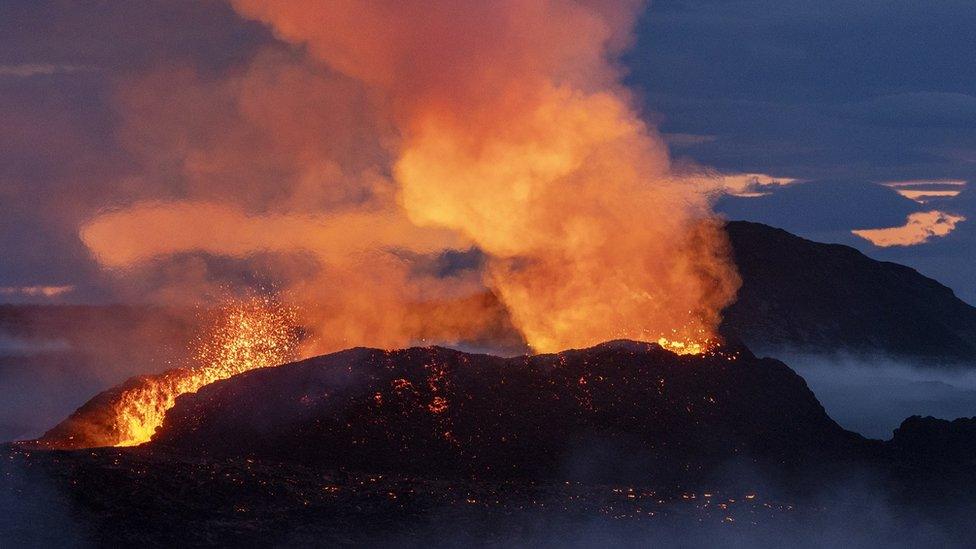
[628,0,976,187]
[0,286,74,298]
[852,211,967,247]
[0,1,271,73]
[79,201,466,269]
[715,172,797,197]
[2,0,975,314]
[75,0,741,356]
[881,180,967,203]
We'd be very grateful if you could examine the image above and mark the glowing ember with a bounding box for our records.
[657,338,710,356]
[112,296,299,446]
[654,324,716,355]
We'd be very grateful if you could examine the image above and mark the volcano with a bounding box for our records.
[14,220,976,460]
[14,340,976,545]
[27,340,879,480]
[37,340,866,473]
[146,341,867,481]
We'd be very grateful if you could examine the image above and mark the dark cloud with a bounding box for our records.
[628,0,976,304]
[0,0,270,73]
[0,0,273,301]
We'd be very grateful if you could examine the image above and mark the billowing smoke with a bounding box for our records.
[80,0,739,354]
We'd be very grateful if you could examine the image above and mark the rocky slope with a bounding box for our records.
[146,341,866,483]
[13,342,976,545]
[722,221,976,361]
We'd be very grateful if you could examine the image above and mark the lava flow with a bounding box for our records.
[115,299,299,446]
[657,337,710,356]
[111,297,300,446]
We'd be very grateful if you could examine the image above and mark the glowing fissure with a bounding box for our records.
[113,297,299,446]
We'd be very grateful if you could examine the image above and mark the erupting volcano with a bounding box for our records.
[37,296,300,448]
[76,0,740,357]
[5,1,976,546]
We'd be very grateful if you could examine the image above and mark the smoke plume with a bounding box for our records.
[80,0,739,354]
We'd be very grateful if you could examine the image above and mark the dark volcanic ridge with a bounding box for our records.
[12,341,976,546]
[32,340,975,492]
[722,221,976,362]
[148,341,862,482]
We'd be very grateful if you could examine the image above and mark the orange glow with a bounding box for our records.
[80,201,466,269]
[79,1,740,355]
[893,190,962,202]
[882,180,967,203]
[658,337,710,356]
[112,296,299,446]
[231,0,739,354]
[852,210,966,247]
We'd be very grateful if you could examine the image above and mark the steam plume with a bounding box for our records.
[80,0,740,353]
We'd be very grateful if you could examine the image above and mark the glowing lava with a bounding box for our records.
[112,296,299,446]
[657,338,710,356]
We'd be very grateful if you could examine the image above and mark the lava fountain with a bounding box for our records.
[34,296,300,449]
[114,296,300,446]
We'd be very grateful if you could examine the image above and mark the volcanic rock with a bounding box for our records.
[149,341,867,483]
[889,416,976,467]
[723,221,976,361]
[14,342,976,546]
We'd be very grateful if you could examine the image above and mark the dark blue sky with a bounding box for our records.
[1,0,973,303]
[632,0,976,183]
[632,0,976,303]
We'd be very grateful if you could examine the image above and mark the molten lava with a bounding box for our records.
[657,338,710,356]
[112,297,299,446]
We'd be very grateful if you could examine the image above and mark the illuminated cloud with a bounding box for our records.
[0,285,74,298]
[80,201,467,269]
[852,211,966,247]
[718,173,797,197]
[881,180,967,203]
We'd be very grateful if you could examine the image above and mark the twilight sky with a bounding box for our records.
[1,0,974,304]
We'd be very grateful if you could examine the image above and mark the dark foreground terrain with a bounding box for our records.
[3,440,974,547]
[7,341,976,546]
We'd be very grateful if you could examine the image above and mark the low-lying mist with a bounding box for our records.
[773,351,976,439]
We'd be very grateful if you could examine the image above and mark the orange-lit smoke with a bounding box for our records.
[80,0,740,354]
